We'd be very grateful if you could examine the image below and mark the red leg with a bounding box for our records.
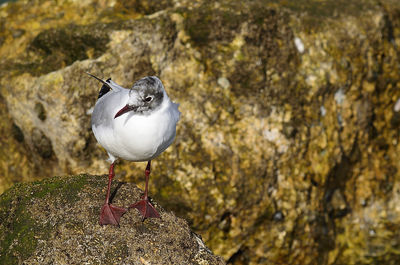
[129,160,160,220]
[99,162,127,225]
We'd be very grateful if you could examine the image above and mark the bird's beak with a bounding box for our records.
[114,104,136,118]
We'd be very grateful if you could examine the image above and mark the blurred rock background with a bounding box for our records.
[0,0,400,264]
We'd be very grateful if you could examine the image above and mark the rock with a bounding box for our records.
[0,0,400,264]
[0,174,225,264]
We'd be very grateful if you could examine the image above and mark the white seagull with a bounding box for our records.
[88,73,180,225]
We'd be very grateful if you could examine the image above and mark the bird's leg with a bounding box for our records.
[143,160,151,201]
[99,162,127,226]
[129,160,160,220]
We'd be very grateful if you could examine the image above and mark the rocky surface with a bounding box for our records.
[0,174,225,264]
[1,0,400,264]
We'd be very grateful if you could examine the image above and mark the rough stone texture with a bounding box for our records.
[0,174,225,264]
[1,0,400,264]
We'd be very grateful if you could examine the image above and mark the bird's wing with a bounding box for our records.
[108,79,126,92]
[172,101,181,123]
[86,72,127,93]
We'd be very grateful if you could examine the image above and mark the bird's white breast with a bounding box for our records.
[91,89,180,162]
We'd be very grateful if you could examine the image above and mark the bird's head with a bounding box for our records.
[114,76,165,118]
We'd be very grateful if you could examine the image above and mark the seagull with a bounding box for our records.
[88,73,180,225]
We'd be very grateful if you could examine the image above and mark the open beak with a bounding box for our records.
[114,104,136,119]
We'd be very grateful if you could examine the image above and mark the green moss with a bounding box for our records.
[272,0,377,18]
[182,3,243,47]
[0,184,38,264]
[0,175,88,263]
[115,0,173,15]
[23,23,111,76]
[30,174,88,201]
[3,14,176,77]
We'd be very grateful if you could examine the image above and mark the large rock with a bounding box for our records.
[0,174,225,264]
[1,0,400,264]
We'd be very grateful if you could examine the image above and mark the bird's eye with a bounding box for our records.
[144,96,153,102]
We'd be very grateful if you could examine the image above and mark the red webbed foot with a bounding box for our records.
[99,203,127,225]
[129,198,160,220]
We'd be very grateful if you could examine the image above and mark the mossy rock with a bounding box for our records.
[0,175,224,264]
